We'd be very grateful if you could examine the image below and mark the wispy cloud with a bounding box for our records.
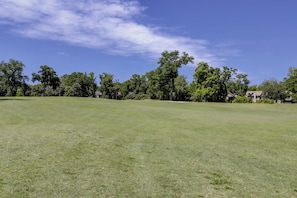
[0,0,224,65]
[57,51,67,56]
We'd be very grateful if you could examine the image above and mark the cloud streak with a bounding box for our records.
[0,0,224,65]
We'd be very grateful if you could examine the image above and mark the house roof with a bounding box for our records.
[246,91,263,97]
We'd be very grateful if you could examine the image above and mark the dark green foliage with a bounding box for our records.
[99,72,116,99]
[257,98,275,104]
[0,59,28,96]
[149,50,194,101]
[227,74,250,96]
[32,65,60,90]
[291,93,297,103]
[124,93,149,100]
[146,68,170,100]
[284,67,297,103]
[120,74,147,99]
[232,96,252,103]
[259,78,286,102]
[30,84,44,96]
[190,62,241,102]
[174,75,190,101]
[284,67,297,93]
[62,72,97,97]
[3,56,296,103]
[0,80,7,96]
[247,85,259,91]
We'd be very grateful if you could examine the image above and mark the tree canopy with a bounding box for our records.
[1,51,296,103]
[157,50,194,100]
[0,59,28,96]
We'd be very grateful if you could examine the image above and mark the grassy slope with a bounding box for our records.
[0,97,297,197]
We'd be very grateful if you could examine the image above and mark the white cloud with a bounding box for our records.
[0,0,224,65]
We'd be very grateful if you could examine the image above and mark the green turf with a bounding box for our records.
[0,97,297,197]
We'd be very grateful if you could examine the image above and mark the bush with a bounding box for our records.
[291,93,297,103]
[16,88,24,96]
[257,98,274,104]
[232,96,252,103]
[125,92,149,100]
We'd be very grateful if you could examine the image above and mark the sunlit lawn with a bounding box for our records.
[0,97,297,197]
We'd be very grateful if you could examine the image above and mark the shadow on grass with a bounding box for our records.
[0,97,33,102]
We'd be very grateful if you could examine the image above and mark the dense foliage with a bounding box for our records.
[232,96,252,103]
[0,59,28,96]
[0,50,296,103]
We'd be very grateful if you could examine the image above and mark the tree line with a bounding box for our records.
[1,50,297,103]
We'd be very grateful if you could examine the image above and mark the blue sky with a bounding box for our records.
[1,0,296,85]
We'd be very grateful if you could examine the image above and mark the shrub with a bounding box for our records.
[16,88,24,96]
[291,93,297,103]
[125,93,149,100]
[257,98,274,104]
[232,96,252,103]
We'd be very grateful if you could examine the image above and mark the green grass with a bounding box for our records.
[0,97,297,197]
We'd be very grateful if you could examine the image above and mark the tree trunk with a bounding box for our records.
[170,78,174,101]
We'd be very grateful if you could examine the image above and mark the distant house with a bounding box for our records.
[284,92,293,103]
[226,93,237,102]
[246,91,263,102]
[95,91,102,98]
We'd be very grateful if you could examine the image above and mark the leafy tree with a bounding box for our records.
[30,84,45,96]
[218,66,237,101]
[284,67,297,93]
[232,96,252,103]
[259,78,286,102]
[0,59,28,96]
[18,83,31,96]
[157,50,194,100]
[99,73,114,99]
[189,62,215,101]
[121,74,147,99]
[113,80,122,100]
[120,80,131,98]
[61,72,97,97]
[129,74,147,95]
[190,62,240,102]
[247,85,259,91]
[32,65,60,92]
[0,80,6,96]
[146,68,170,100]
[174,75,190,101]
[228,73,250,96]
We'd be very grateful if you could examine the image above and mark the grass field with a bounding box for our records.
[0,97,297,197]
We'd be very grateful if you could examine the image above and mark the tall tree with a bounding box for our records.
[284,67,297,102]
[228,73,250,96]
[32,65,60,95]
[146,67,170,100]
[158,50,194,100]
[99,73,114,99]
[32,65,60,89]
[190,62,239,102]
[61,72,97,97]
[174,75,190,101]
[0,59,28,96]
[190,62,219,102]
[285,67,297,93]
[121,74,147,99]
[259,78,286,102]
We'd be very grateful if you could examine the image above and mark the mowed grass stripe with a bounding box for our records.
[0,97,297,197]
